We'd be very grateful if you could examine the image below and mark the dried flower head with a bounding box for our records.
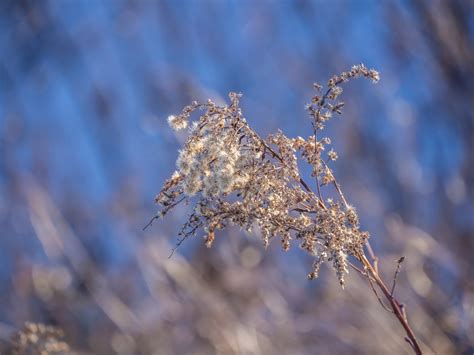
[149,65,380,287]
[10,322,71,354]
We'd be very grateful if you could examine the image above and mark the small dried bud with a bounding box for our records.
[167,114,188,131]
[205,230,215,248]
[332,102,345,114]
[346,207,359,226]
[329,86,343,100]
[313,82,323,91]
[328,149,338,161]
[369,69,380,83]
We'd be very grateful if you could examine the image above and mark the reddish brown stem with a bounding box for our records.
[360,254,422,355]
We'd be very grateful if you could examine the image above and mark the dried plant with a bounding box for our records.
[147,64,423,354]
[10,322,71,355]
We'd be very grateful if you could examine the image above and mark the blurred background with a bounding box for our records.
[0,0,473,354]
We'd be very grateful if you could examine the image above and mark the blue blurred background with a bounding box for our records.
[1,1,473,354]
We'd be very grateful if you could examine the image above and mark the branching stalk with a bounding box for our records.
[359,253,422,354]
[151,64,423,354]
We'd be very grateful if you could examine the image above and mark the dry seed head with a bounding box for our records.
[153,65,379,287]
[10,322,70,354]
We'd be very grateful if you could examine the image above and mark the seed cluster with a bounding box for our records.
[10,322,70,354]
[154,64,379,286]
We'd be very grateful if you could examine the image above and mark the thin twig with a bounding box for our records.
[391,256,405,297]
[143,214,160,231]
[311,121,324,204]
[168,236,186,258]
[363,265,394,313]
[169,221,203,258]
[321,159,350,209]
[143,196,186,231]
[366,241,379,273]
[349,262,367,276]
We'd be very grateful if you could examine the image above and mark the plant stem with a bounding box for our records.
[359,253,422,355]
